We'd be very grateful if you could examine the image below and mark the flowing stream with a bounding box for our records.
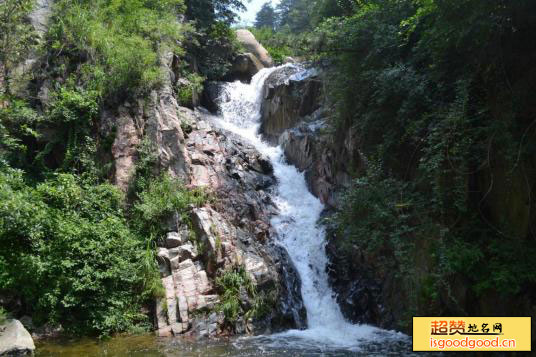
[214,65,406,352]
[36,66,419,356]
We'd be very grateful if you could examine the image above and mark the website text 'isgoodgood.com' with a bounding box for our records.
[430,336,515,350]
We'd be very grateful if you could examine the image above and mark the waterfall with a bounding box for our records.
[213,66,400,351]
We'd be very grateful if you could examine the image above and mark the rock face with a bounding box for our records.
[152,106,306,336]
[227,53,265,82]
[257,64,388,329]
[235,30,273,68]
[259,65,363,207]
[0,320,35,356]
[260,66,323,145]
[29,0,54,37]
[101,51,191,191]
[98,49,306,337]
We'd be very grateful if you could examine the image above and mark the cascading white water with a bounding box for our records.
[214,66,402,351]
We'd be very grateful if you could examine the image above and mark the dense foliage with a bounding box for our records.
[254,0,536,321]
[0,0,243,337]
[46,0,187,100]
[0,170,146,335]
[254,2,276,30]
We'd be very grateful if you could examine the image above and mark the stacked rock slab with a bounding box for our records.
[155,230,219,337]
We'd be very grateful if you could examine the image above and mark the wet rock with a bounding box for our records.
[270,245,307,331]
[202,82,229,113]
[260,66,323,144]
[155,105,305,337]
[257,66,365,208]
[0,320,35,356]
[227,53,264,82]
[325,229,396,329]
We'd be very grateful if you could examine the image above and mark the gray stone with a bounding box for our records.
[243,253,270,286]
[235,30,273,67]
[178,243,198,261]
[166,231,185,248]
[229,53,265,81]
[157,248,171,277]
[156,326,173,337]
[170,323,186,336]
[0,320,35,356]
[170,256,181,271]
[260,66,323,144]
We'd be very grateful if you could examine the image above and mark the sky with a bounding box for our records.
[237,0,280,26]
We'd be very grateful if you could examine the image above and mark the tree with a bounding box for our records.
[275,0,310,32]
[255,2,276,30]
[0,0,36,96]
[185,0,246,27]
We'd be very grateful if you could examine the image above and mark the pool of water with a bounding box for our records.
[36,333,432,357]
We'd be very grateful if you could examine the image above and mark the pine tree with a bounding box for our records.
[255,2,276,30]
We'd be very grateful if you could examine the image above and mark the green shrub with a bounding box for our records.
[0,169,156,336]
[32,87,100,174]
[134,174,207,240]
[320,0,536,311]
[46,0,187,98]
[177,73,205,107]
[215,265,256,325]
[0,306,6,324]
[189,22,241,80]
[0,98,41,169]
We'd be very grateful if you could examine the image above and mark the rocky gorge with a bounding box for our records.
[3,0,535,354]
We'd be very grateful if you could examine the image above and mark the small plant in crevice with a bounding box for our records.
[0,306,7,324]
[133,174,208,241]
[176,72,205,108]
[141,241,165,301]
[215,265,257,326]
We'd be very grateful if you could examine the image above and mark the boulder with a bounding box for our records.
[0,320,35,356]
[229,53,264,81]
[166,231,188,248]
[235,30,273,67]
[260,65,323,144]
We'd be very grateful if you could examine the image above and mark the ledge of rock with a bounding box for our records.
[0,320,35,356]
[260,66,323,144]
